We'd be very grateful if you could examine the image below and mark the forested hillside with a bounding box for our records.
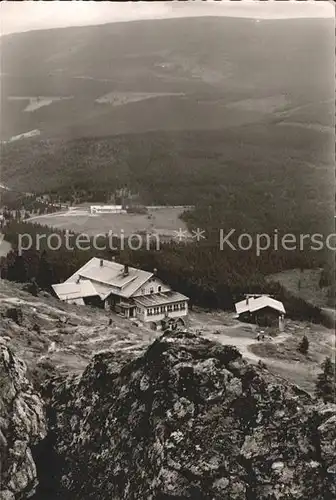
[2,125,333,235]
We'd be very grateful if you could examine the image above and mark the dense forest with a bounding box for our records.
[1,125,333,235]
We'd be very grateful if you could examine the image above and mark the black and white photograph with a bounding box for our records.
[0,1,335,498]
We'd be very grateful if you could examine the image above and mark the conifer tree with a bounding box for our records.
[298,335,309,355]
[37,250,53,290]
[315,357,335,403]
[7,253,28,283]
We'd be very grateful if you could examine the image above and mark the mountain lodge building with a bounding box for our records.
[52,257,189,329]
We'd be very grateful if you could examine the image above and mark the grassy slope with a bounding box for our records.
[267,269,332,309]
[0,280,156,383]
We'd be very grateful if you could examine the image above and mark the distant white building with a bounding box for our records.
[52,257,189,330]
[90,205,126,215]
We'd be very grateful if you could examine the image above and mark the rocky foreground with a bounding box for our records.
[1,330,335,500]
[0,342,47,500]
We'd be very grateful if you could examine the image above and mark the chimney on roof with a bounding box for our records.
[246,296,249,305]
[153,268,157,275]
[100,259,104,267]
[123,263,129,276]
[112,256,116,262]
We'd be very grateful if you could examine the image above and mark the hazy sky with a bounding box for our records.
[1,0,334,36]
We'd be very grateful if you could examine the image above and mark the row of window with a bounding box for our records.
[146,302,186,316]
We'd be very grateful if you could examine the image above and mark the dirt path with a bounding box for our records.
[201,328,322,393]
[24,210,66,221]
[203,330,299,371]
[188,310,331,392]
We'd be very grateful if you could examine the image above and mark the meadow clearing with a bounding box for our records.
[27,206,190,238]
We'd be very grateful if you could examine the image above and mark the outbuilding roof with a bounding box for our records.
[235,296,285,315]
[52,281,98,301]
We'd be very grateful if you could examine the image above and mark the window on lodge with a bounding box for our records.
[180,302,186,310]
[173,304,179,311]
[147,307,161,316]
[167,305,173,312]
[160,305,165,313]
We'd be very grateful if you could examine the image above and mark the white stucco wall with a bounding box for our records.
[133,277,170,297]
[140,301,188,323]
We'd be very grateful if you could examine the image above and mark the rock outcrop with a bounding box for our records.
[0,341,47,500]
[42,331,336,500]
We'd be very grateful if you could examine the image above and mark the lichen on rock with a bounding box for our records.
[41,331,336,499]
[0,341,47,500]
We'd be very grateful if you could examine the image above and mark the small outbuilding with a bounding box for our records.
[235,294,285,330]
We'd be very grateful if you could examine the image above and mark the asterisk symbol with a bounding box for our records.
[173,228,188,242]
[192,228,206,241]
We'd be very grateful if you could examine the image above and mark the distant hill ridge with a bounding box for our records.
[1,15,332,140]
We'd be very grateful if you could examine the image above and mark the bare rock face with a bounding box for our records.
[42,331,336,500]
[0,342,47,500]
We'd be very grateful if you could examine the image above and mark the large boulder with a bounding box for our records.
[0,341,47,500]
[43,331,336,499]
[4,307,23,325]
